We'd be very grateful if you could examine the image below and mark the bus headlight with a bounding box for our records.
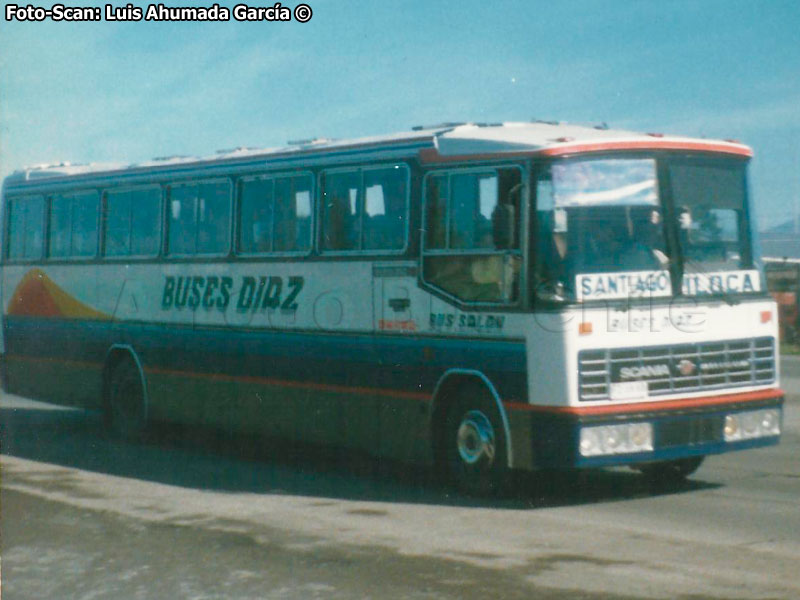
[724,409,781,442]
[579,422,653,457]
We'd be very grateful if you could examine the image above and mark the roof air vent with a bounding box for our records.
[411,122,466,131]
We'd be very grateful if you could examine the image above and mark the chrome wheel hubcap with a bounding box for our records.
[456,410,496,465]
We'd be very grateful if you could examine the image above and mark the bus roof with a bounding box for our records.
[3,121,752,191]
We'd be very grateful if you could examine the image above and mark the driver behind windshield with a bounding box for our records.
[581,206,666,272]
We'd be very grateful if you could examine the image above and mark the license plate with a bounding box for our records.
[609,381,649,401]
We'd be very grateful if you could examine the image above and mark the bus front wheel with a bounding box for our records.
[442,392,508,496]
[105,358,147,441]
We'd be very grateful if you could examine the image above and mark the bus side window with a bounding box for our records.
[168,185,198,255]
[425,175,448,249]
[197,181,231,255]
[169,180,230,256]
[362,166,407,251]
[49,195,71,258]
[273,175,313,252]
[71,191,99,257]
[7,196,44,261]
[321,165,407,253]
[322,170,360,251]
[423,167,522,303]
[292,186,312,251]
[48,191,98,259]
[105,189,132,256]
[239,177,274,253]
[129,187,162,256]
[107,187,161,258]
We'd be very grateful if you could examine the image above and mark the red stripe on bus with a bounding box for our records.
[419,140,752,164]
[504,388,783,416]
[6,354,101,370]
[144,366,431,402]
[538,140,753,158]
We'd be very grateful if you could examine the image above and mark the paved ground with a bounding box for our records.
[1,357,799,599]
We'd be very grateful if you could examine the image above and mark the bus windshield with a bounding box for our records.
[535,156,757,302]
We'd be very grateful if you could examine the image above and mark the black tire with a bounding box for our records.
[105,358,147,441]
[442,389,508,496]
[636,456,704,482]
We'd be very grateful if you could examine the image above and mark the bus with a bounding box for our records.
[765,258,800,344]
[0,122,784,494]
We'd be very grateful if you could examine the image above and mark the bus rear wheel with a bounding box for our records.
[442,392,507,496]
[105,358,147,441]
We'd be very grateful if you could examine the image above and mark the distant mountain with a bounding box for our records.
[762,219,800,259]
[764,219,797,234]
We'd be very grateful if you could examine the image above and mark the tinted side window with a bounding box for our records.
[446,173,500,250]
[72,191,99,257]
[274,175,312,252]
[239,178,274,253]
[7,196,44,260]
[322,170,360,251]
[49,195,72,258]
[363,167,407,250]
[425,175,448,249]
[168,181,231,256]
[105,189,131,257]
[423,167,522,303]
[321,165,408,252]
[130,188,162,256]
[105,187,161,257]
[49,191,99,258]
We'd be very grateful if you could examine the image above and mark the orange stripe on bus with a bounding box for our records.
[144,366,431,402]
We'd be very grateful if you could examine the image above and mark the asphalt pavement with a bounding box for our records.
[1,356,799,599]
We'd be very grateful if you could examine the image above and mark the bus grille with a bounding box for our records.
[578,337,776,402]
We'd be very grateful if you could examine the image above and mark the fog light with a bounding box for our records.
[724,415,740,440]
[605,429,621,450]
[742,413,759,436]
[630,423,651,447]
[580,423,652,457]
[760,410,781,435]
[724,409,781,442]
[580,429,601,456]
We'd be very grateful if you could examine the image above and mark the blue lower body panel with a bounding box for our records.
[521,393,784,470]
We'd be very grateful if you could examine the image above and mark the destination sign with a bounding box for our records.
[681,270,761,295]
[576,270,671,301]
[577,269,762,301]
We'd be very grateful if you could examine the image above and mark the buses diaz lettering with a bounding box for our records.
[161,275,304,312]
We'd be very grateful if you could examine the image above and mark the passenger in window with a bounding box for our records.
[469,231,520,302]
[251,205,272,252]
[587,213,661,271]
[429,256,485,301]
[324,195,354,250]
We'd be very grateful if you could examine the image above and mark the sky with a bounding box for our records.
[1,0,799,231]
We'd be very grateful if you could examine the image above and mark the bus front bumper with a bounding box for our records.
[509,389,784,470]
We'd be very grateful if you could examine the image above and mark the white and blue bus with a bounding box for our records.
[0,122,784,493]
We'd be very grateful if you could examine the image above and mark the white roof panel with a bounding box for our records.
[4,122,751,188]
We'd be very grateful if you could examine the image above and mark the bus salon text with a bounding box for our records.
[430,313,505,332]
